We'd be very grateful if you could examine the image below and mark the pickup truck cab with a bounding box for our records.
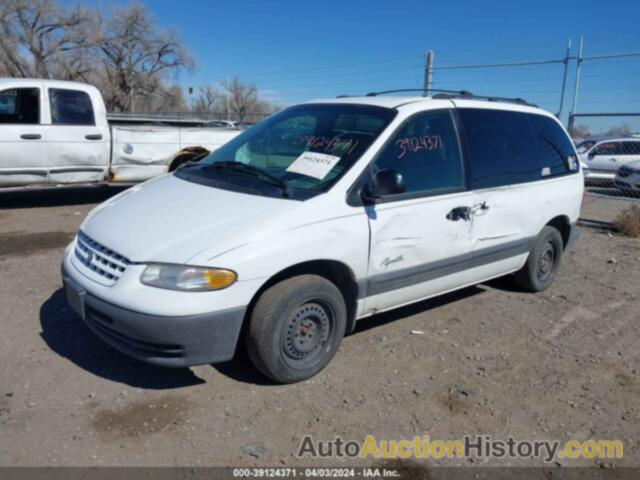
[61,93,583,383]
[0,78,240,187]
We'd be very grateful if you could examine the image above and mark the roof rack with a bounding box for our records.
[364,89,471,97]
[336,88,537,108]
[432,92,537,107]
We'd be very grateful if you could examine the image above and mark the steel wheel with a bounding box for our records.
[282,301,334,369]
[537,242,557,282]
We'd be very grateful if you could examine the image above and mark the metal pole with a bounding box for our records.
[558,38,571,119]
[424,50,434,96]
[226,76,230,121]
[570,36,584,115]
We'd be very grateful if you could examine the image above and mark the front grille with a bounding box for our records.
[618,167,632,178]
[74,231,130,285]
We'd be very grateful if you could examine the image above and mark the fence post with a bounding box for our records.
[558,38,572,119]
[570,36,584,115]
[567,113,575,136]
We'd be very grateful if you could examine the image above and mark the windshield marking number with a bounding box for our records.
[396,135,443,159]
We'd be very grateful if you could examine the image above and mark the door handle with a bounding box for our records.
[85,134,103,140]
[446,206,471,221]
[472,201,490,214]
[20,134,41,140]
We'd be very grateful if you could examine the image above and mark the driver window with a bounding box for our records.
[0,88,40,124]
[373,110,464,195]
[592,143,620,156]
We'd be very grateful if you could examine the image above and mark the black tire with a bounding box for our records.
[514,226,564,292]
[246,275,347,383]
[168,155,193,172]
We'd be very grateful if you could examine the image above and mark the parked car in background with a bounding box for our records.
[577,137,640,182]
[62,92,583,383]
[0,78,242,187]
[206,119,240,128]
[614,160,640,196]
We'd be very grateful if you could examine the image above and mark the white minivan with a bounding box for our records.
[61,93,583,383]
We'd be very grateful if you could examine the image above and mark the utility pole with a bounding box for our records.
[226,76,230,121]
[557,38,572,119]
[570,36,584,116]
[423,50,434,97]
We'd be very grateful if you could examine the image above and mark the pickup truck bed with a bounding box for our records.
[0,78,241,188]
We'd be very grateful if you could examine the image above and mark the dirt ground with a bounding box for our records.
[0,186,639,469]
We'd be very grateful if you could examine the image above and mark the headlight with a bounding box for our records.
[140,264,237,291]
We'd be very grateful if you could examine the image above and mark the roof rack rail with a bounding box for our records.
[364,89,472,97]
[336,89,537,107]
[432,91,537,107]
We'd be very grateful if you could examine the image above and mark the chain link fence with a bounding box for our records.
[568,113,640,226]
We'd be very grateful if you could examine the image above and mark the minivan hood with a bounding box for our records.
[81,174,296,263]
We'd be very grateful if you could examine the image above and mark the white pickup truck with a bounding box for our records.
[0,78,242,187]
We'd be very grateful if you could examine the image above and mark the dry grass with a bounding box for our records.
[614,205,640,237]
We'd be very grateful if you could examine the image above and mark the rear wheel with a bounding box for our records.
[514,226,563,292]
[246,275,347,383]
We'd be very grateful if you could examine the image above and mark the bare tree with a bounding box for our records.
[94,3,194,112]
[139,83,188,113]
[569,124,590,139]
[0,0,92,78]
[221,76,278,123]
[194,85,223,114]
[0,1,280,118]
[605,124,633,137]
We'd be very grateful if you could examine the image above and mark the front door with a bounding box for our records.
[587,141,626,176]
[0,84,49,186]
[364,109,475,313]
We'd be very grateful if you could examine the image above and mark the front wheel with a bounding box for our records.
[514,226,564,292]
[246,275,347,383]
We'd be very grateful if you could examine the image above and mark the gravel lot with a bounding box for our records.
[0,186,639,469]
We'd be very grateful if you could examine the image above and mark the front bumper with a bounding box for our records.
[582,168,615,181]
[614,176,640,191]
[62,265,246,367]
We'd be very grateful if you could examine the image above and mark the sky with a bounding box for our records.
[72,0,640,120]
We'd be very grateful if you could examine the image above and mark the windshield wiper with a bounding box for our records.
[203,161,290,197]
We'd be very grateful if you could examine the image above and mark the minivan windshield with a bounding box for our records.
[575,139,596,154]
[176,104,396,199]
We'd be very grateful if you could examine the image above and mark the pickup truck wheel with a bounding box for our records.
[514,226,563,292]
[246,275,346,383]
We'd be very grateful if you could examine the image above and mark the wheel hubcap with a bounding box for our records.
[283,302,333,365]
[537,242,556,281]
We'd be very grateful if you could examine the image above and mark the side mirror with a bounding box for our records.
[361,169,405,202]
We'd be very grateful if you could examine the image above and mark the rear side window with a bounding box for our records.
[49,89,95,125]
[459,108,540,189]
[528,114,577,177]
[460,109,578,188]
[0,88,40,124]
[621,142,640,155]
[373,110,464,195]
[592,142,623,156]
